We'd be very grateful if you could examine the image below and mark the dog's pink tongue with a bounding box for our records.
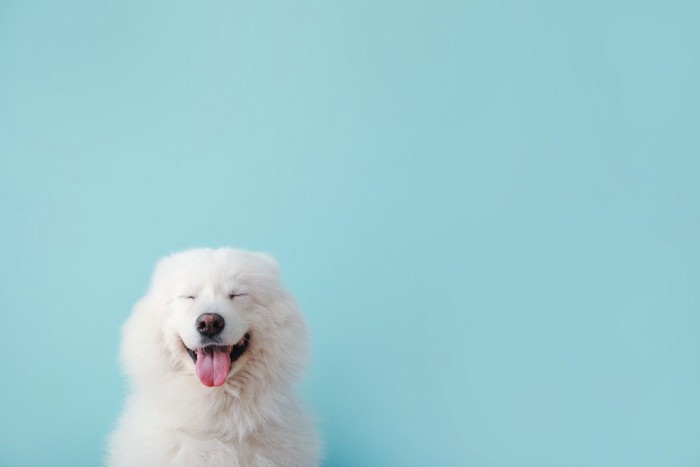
[195,348,231,387]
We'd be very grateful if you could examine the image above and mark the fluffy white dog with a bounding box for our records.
[108,248,320,467]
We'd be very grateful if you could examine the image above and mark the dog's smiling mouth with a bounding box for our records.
[184,333,250,387]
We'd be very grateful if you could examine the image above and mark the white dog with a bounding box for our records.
[108,248,320,467]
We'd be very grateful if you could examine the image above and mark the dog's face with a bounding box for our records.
[121,248,308,391]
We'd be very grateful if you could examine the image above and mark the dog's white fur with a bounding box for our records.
[108,248,320,467]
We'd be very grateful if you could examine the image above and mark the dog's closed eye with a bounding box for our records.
[181,295,196,300]
[228,293,246,300]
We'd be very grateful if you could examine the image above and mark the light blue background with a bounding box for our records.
[1,1,698,466]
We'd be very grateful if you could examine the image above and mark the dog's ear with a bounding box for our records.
[148,253,182,294]
[254,252,279,271]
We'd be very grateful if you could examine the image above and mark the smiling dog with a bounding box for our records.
[108,248,320,467]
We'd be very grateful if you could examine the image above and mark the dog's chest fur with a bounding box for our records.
[109,390,317,467]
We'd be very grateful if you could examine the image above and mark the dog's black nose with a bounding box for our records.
[196,313,225,337]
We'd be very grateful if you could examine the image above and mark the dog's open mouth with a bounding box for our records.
[185,333,250,387]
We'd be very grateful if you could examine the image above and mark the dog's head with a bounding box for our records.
[121,248,308,392]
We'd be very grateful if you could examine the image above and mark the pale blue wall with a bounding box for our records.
[1,1,699,466]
